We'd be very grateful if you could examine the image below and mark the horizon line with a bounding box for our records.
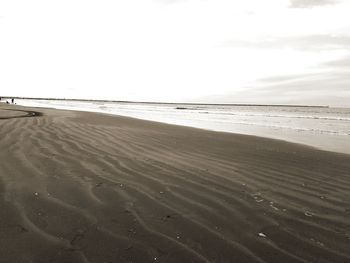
[1,96,330,108]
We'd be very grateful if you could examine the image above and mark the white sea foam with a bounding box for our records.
[14,99,350,155]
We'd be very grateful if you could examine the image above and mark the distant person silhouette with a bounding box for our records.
[11,98,14,104]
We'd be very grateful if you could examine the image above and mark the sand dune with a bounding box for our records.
[0,105,350,263]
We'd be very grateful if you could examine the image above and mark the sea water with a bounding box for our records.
[14,99,350,155]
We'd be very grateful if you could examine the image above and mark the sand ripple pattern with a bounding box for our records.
[0,107,350,263]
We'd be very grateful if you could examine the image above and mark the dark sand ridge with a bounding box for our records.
[0,108,42,119]
[0,104,350,263]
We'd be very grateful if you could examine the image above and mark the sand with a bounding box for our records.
[0,104,350,263]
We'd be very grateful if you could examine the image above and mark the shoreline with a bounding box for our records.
[1,97,330,107]
[11,100,350,155]
[1,105,350,262]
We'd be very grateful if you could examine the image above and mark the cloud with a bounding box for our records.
[322,55,350,68]
[223,34,350,51]
[289,0,340,8]
[258,73,319,83]
[197,52,350,107]
[154,0,186,5]
[257,71,350,89]
[255,70,350,106]
[285,35,350,50]
[200,71,350,106]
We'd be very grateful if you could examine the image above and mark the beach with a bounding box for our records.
[1,104,350,263]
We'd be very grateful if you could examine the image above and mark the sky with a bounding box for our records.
[1,0,350,106]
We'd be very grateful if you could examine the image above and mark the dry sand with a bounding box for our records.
[0,104,350,263]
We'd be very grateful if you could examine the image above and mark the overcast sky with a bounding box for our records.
[1,0,350,106]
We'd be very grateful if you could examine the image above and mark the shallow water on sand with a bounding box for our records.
[14,99,350,154]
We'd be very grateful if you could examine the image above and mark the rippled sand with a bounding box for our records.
[0,105,350,263]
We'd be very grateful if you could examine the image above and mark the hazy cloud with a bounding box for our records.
[288,35,350,50]
[257,72,350,90]
[322,55,350,68]
[223,34,350,51]
[290,0,340,8]
[154,0,185,5]
[200,52,350,107]
[202,71,350,106]
[258,73,319,83]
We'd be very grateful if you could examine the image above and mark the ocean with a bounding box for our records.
[13,99,350,155]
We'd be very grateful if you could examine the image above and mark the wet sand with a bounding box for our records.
[0,104,350,263]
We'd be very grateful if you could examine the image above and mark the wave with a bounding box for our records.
[193,111,350,121]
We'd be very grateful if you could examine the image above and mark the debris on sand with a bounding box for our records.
[258,232,267,238]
